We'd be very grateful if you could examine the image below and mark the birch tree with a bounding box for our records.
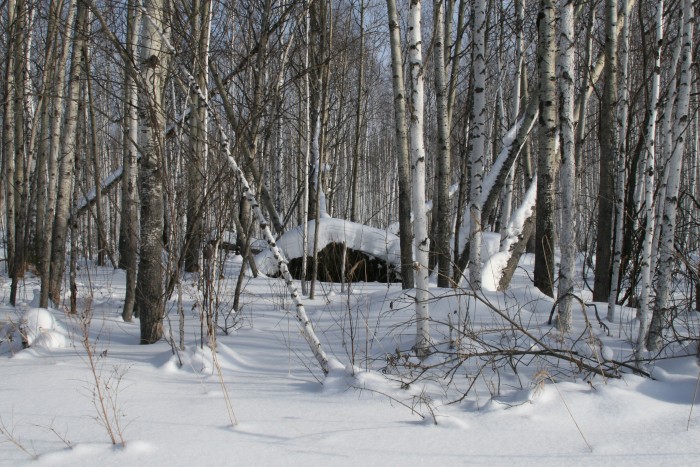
[556,0,576,331]
[3,0,17,297]
[433,0,451,287]
[647,0,694,352]
[120,0,140,321]
[350,0,364,224]
[47,0,89,306]
[593,0,618,303]
[636,0,663,356]
[9,0,33,305]
[651,11,683,274]
[468,0,487,290]
[184,0,212,274]
[137,0,170,343]
[499,0,525,247]
[39,0,78,308]
[534,0,557,298]
[408,0,430,357]
[607,0,630,322]
[386,0,414,290]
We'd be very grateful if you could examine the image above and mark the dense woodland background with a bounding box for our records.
[1,0,699,365]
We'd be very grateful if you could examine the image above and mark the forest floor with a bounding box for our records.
[1,253,699,466]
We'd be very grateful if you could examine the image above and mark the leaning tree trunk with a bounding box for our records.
[556,0,576,332]
[137,0,331,372]
[137,0,170,344]
[534,0,557,298]
[498,2,520,250]
[386,0,414,290]
[408,0,430,357]
[647,0,694,353]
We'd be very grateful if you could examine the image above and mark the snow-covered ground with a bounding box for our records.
[1,253,699,466]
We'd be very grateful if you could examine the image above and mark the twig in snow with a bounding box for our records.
[0,414,37,459]
[688,371,700,431]
[548,374,593,453]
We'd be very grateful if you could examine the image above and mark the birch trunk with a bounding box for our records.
[10,0,31,305]
[636,0,664,355]
[184,0,212,274]
[408,0,430,357]
[137,0,169,343]
[48,0,89,306]
[386,0,414,290]
[350,0,364,223]
[607,0,630,321]
[534,0,557,298]
[593,0,618,303]
[500,0,525,247]
[301,4,311,295]
[556,0,576,331]
[39,0,77,308]
[433,0,452,288]
[120,0,140,321]
[651,13,682,274]
[32,1,56,264]
[85,43,111,267]
[3,0,17,284]
[647,0,694,352]
[467,0,487,290]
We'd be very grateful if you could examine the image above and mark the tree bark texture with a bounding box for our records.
[534,0,557,298]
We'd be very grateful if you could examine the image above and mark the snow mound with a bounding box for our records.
[19,308,66,349]
[20,308,57,346]
[256,218,401,276]
[482,251,510,291]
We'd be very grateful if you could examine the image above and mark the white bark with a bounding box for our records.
[301,4,311,295]
[651,13,682,274]
[3,0,17,284]
[534,0,557,298]
[39,0,77,308]
[408,0,430,357]
[386,0,415,290]
[137,0,169,343]
[433,0,451,288]
[48,0,88,306]
[648,0,694,352]
[120,0,140,321]
[557,0,576,332]
[468,0,487,290]
[637,0,664,355]
[607,0,630,322]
